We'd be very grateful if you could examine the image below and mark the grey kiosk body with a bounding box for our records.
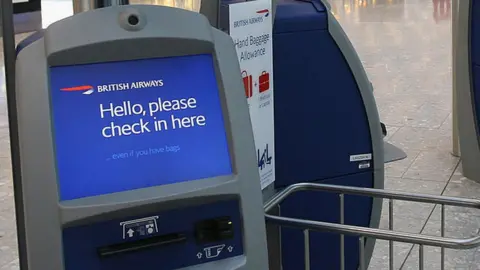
[15,5,268,270]
[208,0,405,269]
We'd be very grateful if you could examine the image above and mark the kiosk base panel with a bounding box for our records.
[63,200,244,270]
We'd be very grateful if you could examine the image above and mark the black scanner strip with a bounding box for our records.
[98,233,187,258]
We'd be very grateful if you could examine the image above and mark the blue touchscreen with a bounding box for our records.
[50,54,232,201]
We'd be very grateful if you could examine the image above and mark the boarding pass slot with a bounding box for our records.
[97,232,187,258]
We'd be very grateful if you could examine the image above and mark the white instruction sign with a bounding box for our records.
[229,0,275,190]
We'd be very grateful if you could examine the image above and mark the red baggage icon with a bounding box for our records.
[259,71,270,93]
[242,70,253,98]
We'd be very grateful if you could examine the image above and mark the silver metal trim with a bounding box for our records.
[265,183,480,269]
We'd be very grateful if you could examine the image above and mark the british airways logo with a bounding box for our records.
[60,85,94,95]
[60,80,164,95]
[233,9,270,28]
[256,9,269,17]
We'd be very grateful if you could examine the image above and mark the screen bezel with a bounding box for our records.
[48,53,236,201]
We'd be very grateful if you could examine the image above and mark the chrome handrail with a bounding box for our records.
[264,182,480,270]
[264,183,480,212]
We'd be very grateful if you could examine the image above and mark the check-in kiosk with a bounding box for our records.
[455,0,480,183]
[13,5,268,269]
[214,0,405,269]
[272,1,384,269]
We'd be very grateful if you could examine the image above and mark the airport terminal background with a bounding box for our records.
[1,0,480,269]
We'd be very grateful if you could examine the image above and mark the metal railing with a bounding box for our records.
[264,183,480,270]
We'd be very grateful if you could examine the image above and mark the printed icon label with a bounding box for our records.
[349,153,372,162]
[204,244,226,259]
[258,71,270,93]
[358,162,371,169]
[242,71,253,98]
[120,216,159,239]
[227,246,234,252]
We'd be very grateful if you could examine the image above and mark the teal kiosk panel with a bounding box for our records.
[14,5,268,270]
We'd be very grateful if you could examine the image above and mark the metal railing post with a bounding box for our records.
[73,0,128,13]
[73,0,97,13]
[452,0,460,157]
[1,0,29,269]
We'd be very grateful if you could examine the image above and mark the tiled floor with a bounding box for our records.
[330,0,480,269]
[1,0,480,269]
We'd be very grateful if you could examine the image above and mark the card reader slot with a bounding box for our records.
[97,233,187,258]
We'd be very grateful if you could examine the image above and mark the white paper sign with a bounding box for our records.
[229,0,275,190]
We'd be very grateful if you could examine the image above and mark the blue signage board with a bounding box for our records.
[49,54,232,201]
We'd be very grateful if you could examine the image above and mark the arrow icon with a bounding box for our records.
[204,244,225,259]
[197,252,203,259]
[120,216,159,239]
[228,246,234,252]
